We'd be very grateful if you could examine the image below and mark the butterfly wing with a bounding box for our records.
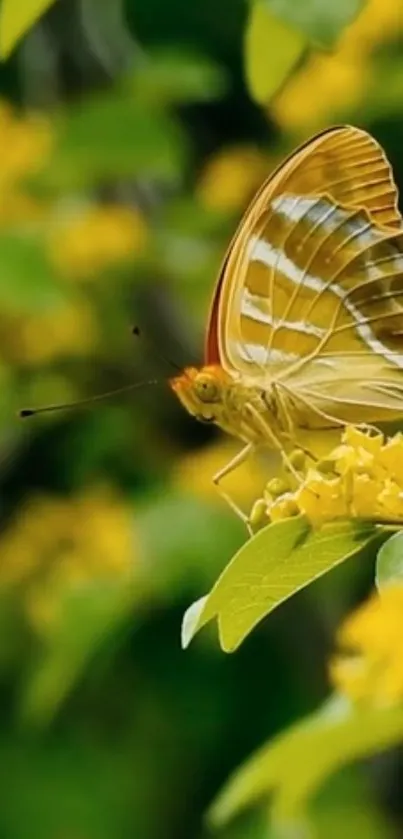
[256,194,403,427]
[206,125,402,369]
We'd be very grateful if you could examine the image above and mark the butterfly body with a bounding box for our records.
[170,126,403,519]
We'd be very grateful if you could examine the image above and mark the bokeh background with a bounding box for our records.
[0,0,403,837]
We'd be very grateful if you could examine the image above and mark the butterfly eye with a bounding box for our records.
[194,375,220,403]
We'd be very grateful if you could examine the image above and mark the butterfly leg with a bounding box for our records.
[212,443,254,533]
[244,402,301,481]
[270,385,316,466]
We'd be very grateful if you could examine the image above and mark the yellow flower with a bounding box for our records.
[295,470,349,525]
[173,440,273,511]
[196,146,272,213]
[378,434,403,481]
[350,472,382,518]
[265,476,290,499]
[253,426,403,527]
[330,585,403,706]
[249,497,269,528]
[332,443,373,477]
[376,480,403,520]
[0,102,53,186]
[0,489,139,635]
[331,426,384,477]
[0,102,53,229]
[272,53,367,133]
[0,190,46,228]
[48,204,148,279]
[269,494,299,523]
[340,425,384,457]
[342,0,403,54]
[1,299,97,365]
[272,0,403,132]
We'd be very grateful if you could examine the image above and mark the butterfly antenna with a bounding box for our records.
[19,380,159,419]
[132,325,183,374]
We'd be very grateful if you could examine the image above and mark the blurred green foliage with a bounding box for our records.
[209,696,403,831]
[262,0,366,48]
[0,0,58,57]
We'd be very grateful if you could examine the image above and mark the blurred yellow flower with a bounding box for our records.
[0,488,138,635]
[0,102,53,229]
[342,0,403,54]
[0,102,53,187]
[254,427,403,527]
[272,53,366,134]
[173,440,274,511]
[0,298,97,365]
[272,0,403,132]
[330,585,403,706]
[48,204,148,279]
[0,190,45,227]
[196,146,272,213]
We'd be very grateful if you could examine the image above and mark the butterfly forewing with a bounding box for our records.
[206,124,403,431]
[225,195,403,363]
[207,125,402,367]
[273,127,400,229]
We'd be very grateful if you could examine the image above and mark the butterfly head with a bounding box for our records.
[170,365,232,426]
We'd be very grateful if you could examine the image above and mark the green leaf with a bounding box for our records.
[132,49,227,106]
[43,91,186,190]
[0,233,64,311]
[209,695,403,827]
[182,517,377,652]
[262,0,366,49]
[245,3,306,104]
[0,0,58,58]
[376,530,403,591]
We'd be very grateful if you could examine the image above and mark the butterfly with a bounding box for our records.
[170,125,403,523]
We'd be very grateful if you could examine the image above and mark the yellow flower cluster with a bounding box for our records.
[0,298,97,365]
[48,204,148,279]
[272,0,402,132]
[0,488,138,634]
[251,426,403,528]
[0,101,53,228]
[330,585,403,707]
[196,146,273,213]
[0,102,53,187]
